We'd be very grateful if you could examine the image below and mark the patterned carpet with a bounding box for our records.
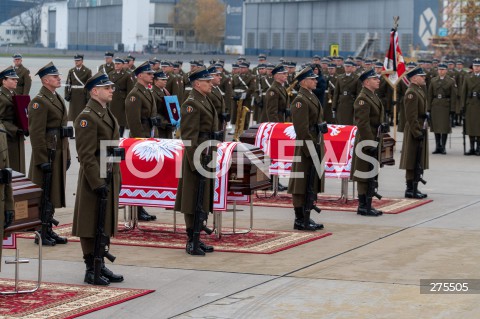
[253,192,433,214]
[18,223,332,254]
[0,278,154,319]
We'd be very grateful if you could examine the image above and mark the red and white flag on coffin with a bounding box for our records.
[383,27,407,86]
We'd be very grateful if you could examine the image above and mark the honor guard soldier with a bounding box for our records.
[73,72,124,285]
[12,53,32,95]
[65,54,92,125]
[125,61,158,221]
[0,66,26,173]
[207,66,228,133]
[287,67,326,230]
[108,58,134,137]
[216,63,233,123]
[460,58,480,156]
[175,67,217,256]
[351,69,387,216]
[162,61,184,104]
[397,61,418,132]
[264,64,289,123]
[400,67,429,198]
[231,62,256,130]
[455,59,466,126]
[98,52,114,74]
[28,62,72,245]
[324,63,337,123]
[127,54,136,71]
[255,63,269,123]
[375,61,393,125]
[152,71,174,138]
[183,61,200,100]
[428,63,457,155]
[334,56,345,75]
[332,60,362,125]
[0,122,15,270]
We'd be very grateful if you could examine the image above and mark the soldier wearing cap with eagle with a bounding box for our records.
[12,53,32,95]
[72,72,123,285]
[65,54,92,124]
[175,67,217,256]
[28,62,72,245]
[287,67,326,231]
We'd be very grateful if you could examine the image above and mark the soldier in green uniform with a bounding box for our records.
[108,58,134,137]
[162,61,184,104]
[455,59,467,126]
[127,54,136,71]
[175,67,217,256]
[375,62,393,124]
[0,66,26,173]
[324,63,337,123]
[28,62,72,245]
[0,122,15,270]
[216,62,233,124]
[264,64,289,122]
[255,64,270,123]
[231,62,256,130]
[152,71,174,138]
[125,61,158,221]
[351,69,385,217]
[332,60,362,125]
[98,52,114,74]
[12,53,32,95]
[459,58,480,156]
[207,66,228,132]
[65,54,92,124]
[287,67,325,230]
[400,67,429,198]
[397,62,417,132]
[427,63,457,155]
[72,72,123,285]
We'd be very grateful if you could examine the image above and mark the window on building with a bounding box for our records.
[328,33,337,46]
[285,33,296,50]
[259,32,268,49]
[167,40,173,48]
[187,30,195,37]
[176,41,184,49]
[312,33,325,51]
[155,29,163,36]
[165,29,174,36]
[247,32,255,48]
[341,33,352,52]
[272,33,281,49]
[6,30,11,35]
[299,33,309,50]
[356,33,365,50]
[176,30,184,36]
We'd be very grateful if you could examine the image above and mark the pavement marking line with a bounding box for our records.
[168,198,480,319]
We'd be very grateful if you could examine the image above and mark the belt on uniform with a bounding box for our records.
[46,126,74,138]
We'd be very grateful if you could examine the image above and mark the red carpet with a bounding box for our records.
[18,224,332,254]
[0,278,154,319]
[254,192,433,214]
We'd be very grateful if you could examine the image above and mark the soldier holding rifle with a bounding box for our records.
[351,69,388,217]
[175,67,218,256]
[400,67,429,199]
[287,67,326,231]
[72,72,124,285]
[28,62,72,245]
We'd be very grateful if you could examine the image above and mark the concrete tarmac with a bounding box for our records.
[1,57,479,318]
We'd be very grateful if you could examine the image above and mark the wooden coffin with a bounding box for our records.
[381,133,396,166]
[4,171,42,236]
[228,143,271,194]
[239,124,261,146]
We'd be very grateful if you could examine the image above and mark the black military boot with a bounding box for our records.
[185,229,205,256]
[101,258,124,283]
[35,227,56,246]
[138,206,156,221]
[301,210,317,231]
[84,254,109,286]
[432,134,441,154]
[441,134,448,155]
[293,207,304,230]
[465,137,476,155]
[47,224,68,244]
[476,138,480,156]
[357,195,382,216]
[405,180,427,199]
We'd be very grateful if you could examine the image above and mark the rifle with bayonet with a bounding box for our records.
[413,116,428,197]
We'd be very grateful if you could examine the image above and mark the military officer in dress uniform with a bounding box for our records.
[264,64,289,122]
[125,61,158,221]
[98,52,114,74]
[397,62,417,132]
[72,72,123,286]
[207,66,228,133]
[400,67,429,198]
[163,61,184,104]
[108,58,134,137]
[375,61,393,124]
[28,62,72,245]
[459,58,480,156]
[65,54,92,124]
[0,67,26,173]
[216,63,233,123]
[427,63,457,155]
[287,67,325,230]
[127,54,136,71]
[324,63,337,123]
[152,71,174,138]
[0,122,15,270]
[12,53,32,95]
[351,69,386,217]
[231,62,256,131]
[332,60,362,125]
[175,67,217,256]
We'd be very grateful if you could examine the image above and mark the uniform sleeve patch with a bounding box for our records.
[186,106,194,113]
[80,120,88,128]
[32,102,39,109]
[358,100,365,105]
[295,102,302,108]
[407,94,414,99]
[130,96,136,102]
